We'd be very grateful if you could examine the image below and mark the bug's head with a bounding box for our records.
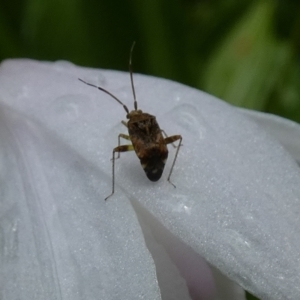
[126,109,143,119]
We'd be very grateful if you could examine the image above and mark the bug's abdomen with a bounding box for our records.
[140,148,168,181]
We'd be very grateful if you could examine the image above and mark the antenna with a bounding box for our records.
[78,78,129,114]
[129,41,138,110]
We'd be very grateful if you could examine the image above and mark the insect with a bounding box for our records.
[79,42,182,200]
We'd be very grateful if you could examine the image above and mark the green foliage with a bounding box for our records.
[1,0,299,122]
[202,1,290,110]
[246,292,260,300]
[246,290,260,300]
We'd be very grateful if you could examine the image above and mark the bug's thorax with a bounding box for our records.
[126,109,164,144]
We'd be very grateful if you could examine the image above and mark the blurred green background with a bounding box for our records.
[1,0,300,124]
[0,0,299,297]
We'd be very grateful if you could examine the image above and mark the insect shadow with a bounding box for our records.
[79,42,182,200]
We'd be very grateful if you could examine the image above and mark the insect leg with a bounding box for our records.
[105,144,134,201]
[164,135,182,188]
[116,133,131,159]
[161,130,177,148]
[121,120,128,127]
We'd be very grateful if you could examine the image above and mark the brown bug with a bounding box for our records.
[79,42,182,200]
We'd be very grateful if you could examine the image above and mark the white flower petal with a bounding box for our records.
[1,59,299,300]
[239,108,300,162]
[0,103,161,299]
